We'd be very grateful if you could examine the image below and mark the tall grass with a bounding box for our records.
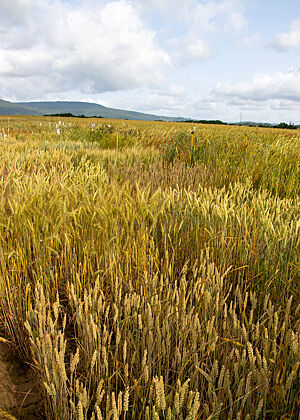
[0,117,299,418]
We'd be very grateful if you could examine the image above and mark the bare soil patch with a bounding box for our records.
[0,342,44,419]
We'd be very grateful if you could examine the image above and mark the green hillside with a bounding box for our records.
[0,99,41,116]
[0,99,185,121]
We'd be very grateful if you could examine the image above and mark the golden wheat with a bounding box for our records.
[0,117,299,419]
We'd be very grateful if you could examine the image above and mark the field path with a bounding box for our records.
[0,342,43,419]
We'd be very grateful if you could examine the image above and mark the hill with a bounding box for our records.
[0,99,185,121]
[0,99,41,116]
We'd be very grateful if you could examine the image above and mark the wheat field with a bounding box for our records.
[0,116,299,419]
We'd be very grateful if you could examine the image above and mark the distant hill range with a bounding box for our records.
[0,99,186,122]
[1,99,298,128]
[231,121,299,129]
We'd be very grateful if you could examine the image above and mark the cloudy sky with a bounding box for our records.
[1,0,300,123]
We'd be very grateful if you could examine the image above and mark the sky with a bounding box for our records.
[0,0,300,123]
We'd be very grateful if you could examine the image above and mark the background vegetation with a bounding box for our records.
[0,116,299,419]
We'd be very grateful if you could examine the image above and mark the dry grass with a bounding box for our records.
[0,116,299,419]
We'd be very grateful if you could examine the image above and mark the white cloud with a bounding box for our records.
[165,85,185,97]
[270,18,300,51]
[192,0,248,35]
[133,0,189,15]
[0,0,171,100]
[214,67,300,102]
[169,38,212,64]
[186,41,212,60]
[96,85,188,117]
[134,0,248,65]
[226,98,266,110]
[142,94,186,113]
[134,0,248,34]
[270,99,300,111]
[1,0,298,124]
[238,33,260,47]
[0,0,35,26]
[192,96,217,112]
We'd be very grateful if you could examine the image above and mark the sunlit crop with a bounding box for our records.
[0,116,299,419]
